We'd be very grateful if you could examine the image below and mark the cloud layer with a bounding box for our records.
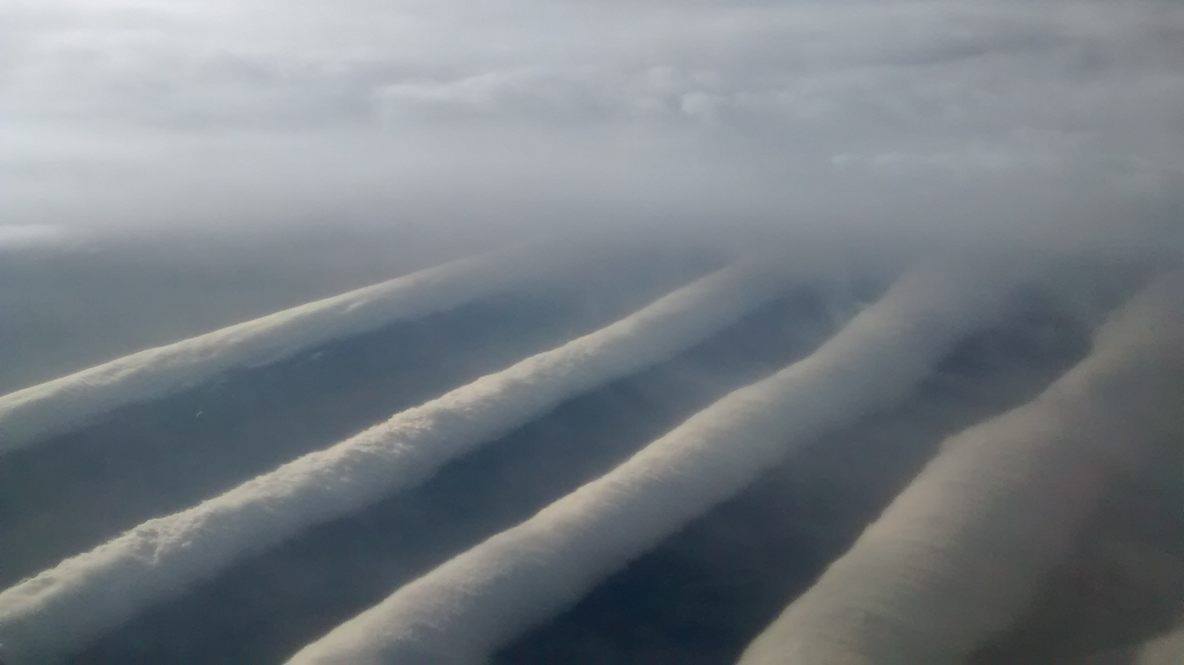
[287,260,1019,663]
[3,1,1181,252]
[0,245,564,450]
[739,271,1184,664]
[1,3,1181,662]
[0,261,794,663]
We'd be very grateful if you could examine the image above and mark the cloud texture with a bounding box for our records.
[287,261,1019,663]
[0,261,795,663]
[740,271,1184,664]
[0,245,567,450]
[2,1,1181,253]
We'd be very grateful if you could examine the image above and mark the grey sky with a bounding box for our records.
[2,0,1182,249]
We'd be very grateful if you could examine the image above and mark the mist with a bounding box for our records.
[1,1,1182,664]
[4,0,1182,389]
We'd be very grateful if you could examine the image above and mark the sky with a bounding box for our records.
[3,0,1182,421]
[2,0,1182,251]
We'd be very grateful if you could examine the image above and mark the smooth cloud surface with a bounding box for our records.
[0,245,570,450]
[0,260,795,663]
[740,271,1184,664]
[287,260,1019,664]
